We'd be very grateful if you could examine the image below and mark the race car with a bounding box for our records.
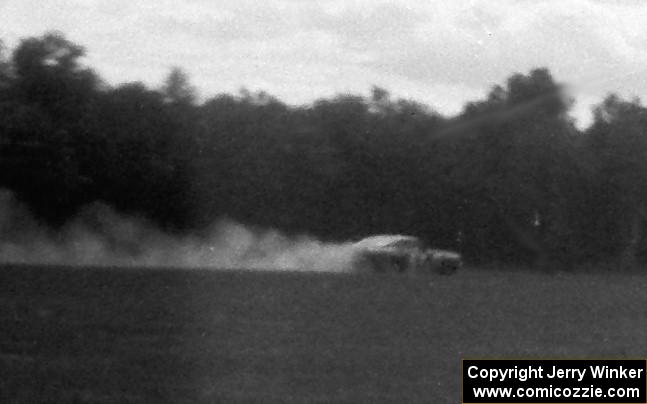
[350,234,462,275]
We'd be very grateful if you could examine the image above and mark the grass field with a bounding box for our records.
[0,264,645,403]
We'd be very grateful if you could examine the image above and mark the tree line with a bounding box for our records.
[1,32,646,269]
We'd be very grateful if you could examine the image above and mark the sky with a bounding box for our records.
[1,0,647,128]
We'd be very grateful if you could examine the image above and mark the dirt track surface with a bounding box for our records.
[0,265,645,403]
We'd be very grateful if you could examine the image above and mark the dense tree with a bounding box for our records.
[0,32,102,221]
[0,40,11,91]
[161,67,196,106]
[583,95,647,267]
[11,31,100,122]
[433,69,588,265]
[2,32,647,269]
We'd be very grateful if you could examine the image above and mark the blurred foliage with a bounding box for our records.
[1,32,647,268]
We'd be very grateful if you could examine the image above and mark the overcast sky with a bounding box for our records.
[2,0,647,127]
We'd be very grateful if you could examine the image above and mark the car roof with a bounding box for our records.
[354,234,421,249]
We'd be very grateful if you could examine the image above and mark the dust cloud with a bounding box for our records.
[0,189,357,272]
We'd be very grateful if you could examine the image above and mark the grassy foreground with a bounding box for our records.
[0,264,645,403]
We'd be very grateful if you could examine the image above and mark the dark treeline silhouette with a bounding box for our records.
[1,31,646,269]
